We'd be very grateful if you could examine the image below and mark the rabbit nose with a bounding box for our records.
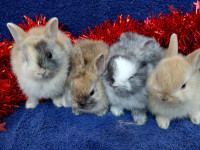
[79,102,86,108]
[161,98,168,101]
[110,83,118,88]
[37,69,45,75]
[111,85,118,88]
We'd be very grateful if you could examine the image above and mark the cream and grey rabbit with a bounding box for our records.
[7,17,72,109]
[103,32,164,125]
[147,33,200,129]
[65,39,109,116]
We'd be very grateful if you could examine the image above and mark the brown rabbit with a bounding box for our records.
[64,39,109,116]
[147,33,200,129]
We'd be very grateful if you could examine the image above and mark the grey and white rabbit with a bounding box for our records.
[102,32,164,125]
[7,17,72,109]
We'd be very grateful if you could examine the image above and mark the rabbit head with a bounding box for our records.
[70,47,106,110]
[148,33,200,104]
[104,54,148,96]
[7,18,70,81]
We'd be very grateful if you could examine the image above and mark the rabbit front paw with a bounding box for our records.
[132,114,147,125]
[63,100,71,108]
[25,98,39,109]
[110,106,124,116]
[190,111,200,124]
[156,115,170,129]
[72,108,83,116]
[131,108,147,125]
[96,109,108,116]
[52,97,64,107]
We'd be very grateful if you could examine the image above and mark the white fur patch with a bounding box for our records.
[113,57,137,85]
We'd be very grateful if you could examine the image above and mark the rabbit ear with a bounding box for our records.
[120,32,130,40]
[120,32,136,42]
[141,39,156,50]
[95,54,105,75]
[186,49,200,71]
[165,33,178,58]
[45,17,58,41]
[74,47,85,68]
[7,23,26,43]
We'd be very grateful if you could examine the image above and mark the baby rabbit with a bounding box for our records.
[147,33,200,129]
[7,17,72,109]
[103,32,164,125]
[65,39,109,116]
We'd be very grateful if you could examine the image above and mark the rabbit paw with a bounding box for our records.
[52,97,63,107]
[110,106,124,116]
[190,111,200,124]
[96,109,108,116]
[63,100,71,108]
[156,115,170,129]
[72,108,83,116]
[132,114,147,125]
[131,108,147,125]
[25,98,39,109]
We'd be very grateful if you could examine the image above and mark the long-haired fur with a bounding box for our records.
[7,17,72,108]
[103,32,164,125]
[147,33,200,129]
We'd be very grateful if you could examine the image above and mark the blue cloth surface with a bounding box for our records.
[1,0,200,150]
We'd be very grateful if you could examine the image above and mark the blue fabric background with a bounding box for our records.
[1,0,200,150]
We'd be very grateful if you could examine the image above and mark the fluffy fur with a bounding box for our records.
[103,32,164,125]
[113,57,138,91]
[7,18,72,109]
[64,39,109,116]
[147,33,200,129]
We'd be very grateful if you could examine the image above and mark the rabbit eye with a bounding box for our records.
[90,90,95,96]
[141,62,147,67]
[129,75,134,80]
[48,52,52,59]
[129,76,133,80]
[181,83,186,89]
[110,78,115,83]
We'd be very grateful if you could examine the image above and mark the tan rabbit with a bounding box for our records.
[64,39,109,116]
[7,18,72,109]
[147,33,200,129]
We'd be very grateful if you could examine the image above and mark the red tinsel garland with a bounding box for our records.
[1,5,200,131]
[78,8,200,54]
[0,38,26,131]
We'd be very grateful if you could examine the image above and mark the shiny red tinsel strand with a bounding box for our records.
[0,38,26,131]
[79,10,200,55]
[1,5,200,131]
